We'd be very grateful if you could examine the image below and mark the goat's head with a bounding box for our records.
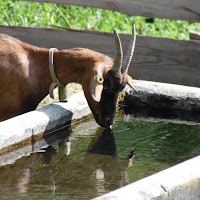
[82,26,137,129]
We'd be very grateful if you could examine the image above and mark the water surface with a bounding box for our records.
[0,114,200,199]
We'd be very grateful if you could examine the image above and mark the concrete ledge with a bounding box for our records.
[0,117,98,167]
[0,91,91,151]
[92,155,200,200]
[124,80,200,112]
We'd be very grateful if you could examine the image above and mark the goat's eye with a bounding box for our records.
[97,75,104,84]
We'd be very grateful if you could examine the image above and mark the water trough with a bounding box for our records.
[1,80,200,199]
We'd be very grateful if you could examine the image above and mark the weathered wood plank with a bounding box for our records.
[18,0,200,22]
[0,25,200,87]
[190,31,200,40]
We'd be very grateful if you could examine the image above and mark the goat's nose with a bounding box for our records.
[96,115,114,129]
[104,117,113,129]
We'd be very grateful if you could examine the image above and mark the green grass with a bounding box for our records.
[0,0,200,39]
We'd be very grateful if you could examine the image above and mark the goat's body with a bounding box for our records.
[0,26,136,128]
[0,34,46,120]
[0,34,113,122]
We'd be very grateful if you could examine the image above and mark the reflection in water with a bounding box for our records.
[84,128,134,194]
[88,128,117,156]
[1,116,200,200]
[0,127,134,200]
[17,168,30,194]
[59,140,71,156]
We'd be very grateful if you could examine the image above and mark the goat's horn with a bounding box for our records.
[123,25,136,72]
[112,29,123,73]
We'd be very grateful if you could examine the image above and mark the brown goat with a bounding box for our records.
[0,26,136,128]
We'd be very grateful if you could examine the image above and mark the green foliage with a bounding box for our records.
[0,0,200,39]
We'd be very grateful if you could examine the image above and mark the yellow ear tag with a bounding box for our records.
[97,75,104,84]
[128,75,133,81]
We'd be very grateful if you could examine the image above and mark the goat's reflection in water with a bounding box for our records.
[59,128,135,193]
[16,128,135,197]
[84,128,135,193]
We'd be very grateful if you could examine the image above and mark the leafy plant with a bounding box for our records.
[0,0,200,39]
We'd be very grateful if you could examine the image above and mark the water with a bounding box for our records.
[1,114,200,199]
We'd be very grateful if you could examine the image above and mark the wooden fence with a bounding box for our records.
[20,0,200,22]
[1,0,200,87]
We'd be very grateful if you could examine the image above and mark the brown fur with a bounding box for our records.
[0,34,135,127]
[0,34,111,120]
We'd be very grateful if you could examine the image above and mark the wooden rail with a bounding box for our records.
[18,0,200,22]
[1,25,200,87]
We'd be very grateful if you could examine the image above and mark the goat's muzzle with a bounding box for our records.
[95,114,114,129]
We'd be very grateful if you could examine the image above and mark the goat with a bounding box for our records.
[0,26,136,128]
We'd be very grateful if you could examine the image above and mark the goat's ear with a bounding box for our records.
[90,72,104,102]
[127,75,137,92]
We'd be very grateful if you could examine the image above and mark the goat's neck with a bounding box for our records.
[31,48,110,101]
[51,48,111,85]
[53,49,87,85]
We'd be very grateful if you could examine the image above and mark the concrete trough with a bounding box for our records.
[121,80,200,124]
[0,91,91,152]
[124,80,200,112]
[1,80,200,199]
[1,80,200,151]
[92,80,200,200]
